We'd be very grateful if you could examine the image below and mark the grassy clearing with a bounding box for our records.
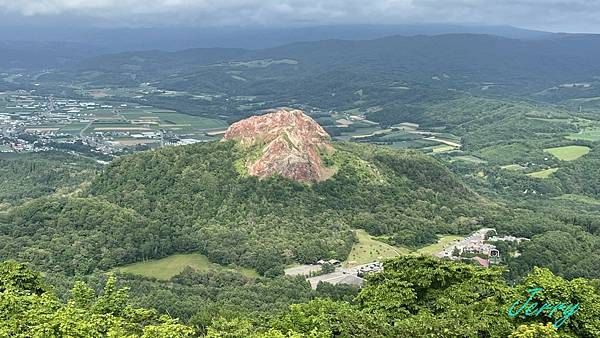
[347,128,392,139]
[476,143,531,164]
[452,155,487,164]
[365,106,383,113]
[120,110,227,129]
[568,96,600,102]
[110,139,159,146]
[94,126,151,132]
[544,145,590,161]
[553,194,600,206]
[501,164,526,171]
[416,235,463,255]
[0,202,11,211]
[227,59,298,67]
[566,129,600,142]
[347,233,464,260]
[114,253,257,280]
[527,168,559,178]
[431,145,456,153]
[344,229,410,267]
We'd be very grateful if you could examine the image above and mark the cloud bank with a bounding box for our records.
[0,0,598,32]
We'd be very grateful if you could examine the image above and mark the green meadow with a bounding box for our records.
[114,253,258,280]
[527,168,559,178]
[501,164,526,171]
[344,229,410,267]
[566,129,600,142]
[120,110,227,129]
[416,235,464,255]
[344,230,467,267]
[431,145,456,153]
[451,155,488,164]
[544,145,590,161]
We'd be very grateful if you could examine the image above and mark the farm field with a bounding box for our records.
[120,110,227,129]
[344,229,410,267]
[566,129,600,142]
[544,145,590,161]
[416,235,464,255]
[343,105,382,114]
[114,253,258,280]
[93,125,151,132]
[431,145,456,153]
[348,128,391,139]
[224,58,298,67]
[527,168,559,178]
[386,139,440,149]
[73,110,228,139]
[24,127,60,132]
[451,155,487,164]
[58,122,90,134]
[377,131,421,142]
[17,103,230,139]
[109,139,159,146]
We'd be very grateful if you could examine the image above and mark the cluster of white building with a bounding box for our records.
[437,228,529,267]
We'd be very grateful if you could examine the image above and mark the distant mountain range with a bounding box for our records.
[0,23,597,70]
[0,24,560,52]
[0,41,106,69]
[62,33,600,97]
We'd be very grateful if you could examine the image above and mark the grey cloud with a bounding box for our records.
[0,0,598,32]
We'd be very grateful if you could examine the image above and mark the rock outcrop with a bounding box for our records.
[224,109,334,181]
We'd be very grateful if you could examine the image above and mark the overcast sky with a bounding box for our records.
[0,0,598,33]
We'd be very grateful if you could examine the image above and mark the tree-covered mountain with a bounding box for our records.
[22,32,594,125]
[64,33,599,95]
[0,152,99,207]
[0,41,106,69]
[0,139,481,278]
[1,107,600,336]
[2,28,600,337]
[0,24,555,52]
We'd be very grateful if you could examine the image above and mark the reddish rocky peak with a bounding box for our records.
[224,109,334,182]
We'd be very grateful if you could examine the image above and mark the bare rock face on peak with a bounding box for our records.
[223,109,334,182]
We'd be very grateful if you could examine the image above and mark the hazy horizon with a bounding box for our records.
[0,0,598,34]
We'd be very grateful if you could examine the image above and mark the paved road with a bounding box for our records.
[79,120,94,140]
[305,262,380,288]
[284,265,321,277]
[307,271,347,288]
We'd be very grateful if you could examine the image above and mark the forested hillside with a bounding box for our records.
[555,146,600,198]
[0,261,193,337]
[0,152,98,207]
[85,141,479,274]
[2,138,599,284]
[212,256,600,337]
[2,0,599,334]
[71,34,600,91]
[0,141,480,278]
[2,27,600,337]
[3,256,600,337]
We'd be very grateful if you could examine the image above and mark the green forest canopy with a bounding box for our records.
[3,256,600,337]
